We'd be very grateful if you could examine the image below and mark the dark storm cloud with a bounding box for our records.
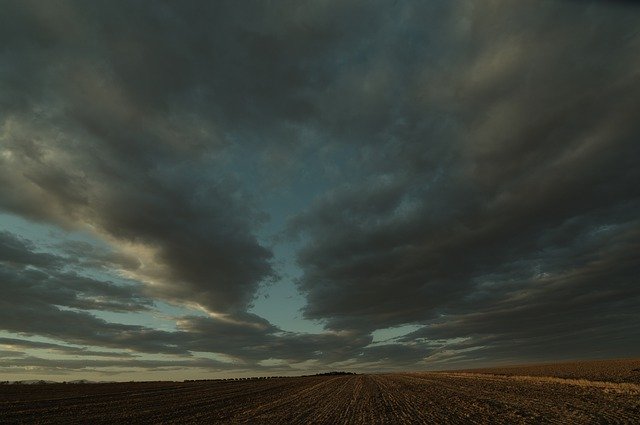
[399,224,640,364]
[290,0,640,362]
[1,0,639,373]
[0,0,412,368]
[0,0,297,313]
[0,0,430,317]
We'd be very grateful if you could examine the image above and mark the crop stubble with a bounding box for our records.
[1,366,639,424]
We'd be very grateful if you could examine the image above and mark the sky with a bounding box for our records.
[0,0,639,381]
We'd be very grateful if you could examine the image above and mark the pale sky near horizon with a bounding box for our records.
[1,0,639,381]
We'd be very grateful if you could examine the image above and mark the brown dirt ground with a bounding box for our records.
[452,358,640,384]
[1,360,639,424]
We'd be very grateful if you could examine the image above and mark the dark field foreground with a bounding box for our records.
[2,363,640,424]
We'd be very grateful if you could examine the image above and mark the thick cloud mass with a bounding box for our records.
[0,229,366,368]
[288,0,640,362]
[0,0,280,313]
[289,2,640,363]
[292,13,639,363]
[1,0,639,376]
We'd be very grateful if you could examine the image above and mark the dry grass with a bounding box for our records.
[450,358,640,384]
[435,372,640,394]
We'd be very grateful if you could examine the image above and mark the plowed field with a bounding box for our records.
[456,358,640,384]
[2,363,639,424]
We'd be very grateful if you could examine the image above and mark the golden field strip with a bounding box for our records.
[454,358,640,384]
[1,359,639,424]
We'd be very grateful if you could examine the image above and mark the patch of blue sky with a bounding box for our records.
[171,138,358,337]
[251,210,325,334]
[189,351,238,364]
[0,212,150,290]
[244,141,366,335]
[90,310,168,330]
[250,278,325,334]
[59,263,144,288]
[0,212,107,250]
[370,324,424,344]
[87,307,180,332]
[85,301,206,333]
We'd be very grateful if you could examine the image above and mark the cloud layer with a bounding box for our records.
[1,0,639,376]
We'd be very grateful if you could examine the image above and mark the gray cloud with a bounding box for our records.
[0,231,60,268]
[0,338,135,358]
[176,314,373,364]
[0,231,185,356]
[0,231,372,367]
[0,0,283,314]
[1,0,639,374]
[353,343,435,370]
[0,355,233,374]
[289,0,640,362]
[0,232,152,313]
[400,224,640,365]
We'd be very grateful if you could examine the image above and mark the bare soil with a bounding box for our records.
[451,358,640,384]
[1,360,639,424]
